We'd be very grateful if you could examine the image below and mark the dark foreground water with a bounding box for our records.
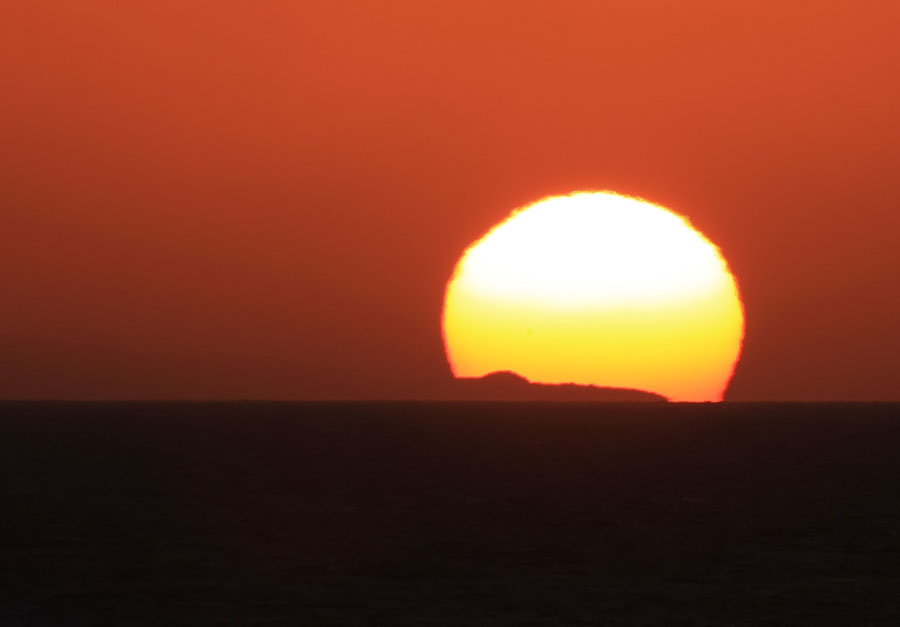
[1,401,900,626]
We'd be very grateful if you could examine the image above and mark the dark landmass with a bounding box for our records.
[2,401,900,625]
[447,370,667,402]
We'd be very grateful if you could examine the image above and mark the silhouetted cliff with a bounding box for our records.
[447,371,667,402]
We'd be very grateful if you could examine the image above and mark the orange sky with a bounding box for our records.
[2,1,898,401]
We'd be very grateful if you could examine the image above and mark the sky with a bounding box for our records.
[2,1,898,401]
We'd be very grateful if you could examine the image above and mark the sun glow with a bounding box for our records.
[442,191,745,402]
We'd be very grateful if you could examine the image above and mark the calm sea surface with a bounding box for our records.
[2,401,899,625]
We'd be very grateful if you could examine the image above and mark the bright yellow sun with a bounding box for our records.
[442,191,745,402]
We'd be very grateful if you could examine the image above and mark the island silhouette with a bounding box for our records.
[447,370,667,402]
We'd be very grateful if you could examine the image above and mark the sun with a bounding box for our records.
[442,191,745,402]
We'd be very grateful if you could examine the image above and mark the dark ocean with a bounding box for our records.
[2,401,899,625]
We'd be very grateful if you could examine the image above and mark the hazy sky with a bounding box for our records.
[2,1,898,401]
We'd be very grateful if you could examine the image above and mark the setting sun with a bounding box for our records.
[442,192,745,401]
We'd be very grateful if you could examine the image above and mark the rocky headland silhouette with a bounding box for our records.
[448,371,667,402]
